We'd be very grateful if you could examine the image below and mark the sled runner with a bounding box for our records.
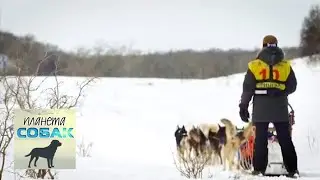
[238,103,295,176]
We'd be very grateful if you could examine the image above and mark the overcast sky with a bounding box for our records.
[1,0,320,52]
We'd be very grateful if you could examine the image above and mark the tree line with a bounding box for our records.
[1,4,320,79]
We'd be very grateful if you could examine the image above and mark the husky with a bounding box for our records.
[188,126,208,157]
[174,125,190,159]
[220,118,254,171]
[206,124,226,165]
[198,123,227,165]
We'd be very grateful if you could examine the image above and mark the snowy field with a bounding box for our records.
[3,58,320,179]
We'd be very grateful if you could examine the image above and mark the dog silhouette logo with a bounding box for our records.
[25,140,62,168]
[14,109,76,169]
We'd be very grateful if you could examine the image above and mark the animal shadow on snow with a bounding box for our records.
[25,140,62,168]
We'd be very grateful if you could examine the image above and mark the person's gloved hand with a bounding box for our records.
[239,103,250,123]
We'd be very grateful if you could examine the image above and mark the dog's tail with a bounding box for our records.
[220,118,236,139]
[242,122,254,139]
[25,152,31,157]
[199,123,219,137]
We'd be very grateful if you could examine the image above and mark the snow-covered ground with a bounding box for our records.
[3,58,320,179]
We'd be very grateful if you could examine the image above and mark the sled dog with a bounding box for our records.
[206,124,226,165]
[220,118,254,171]
[174,125,190,159]
[188,126,208,157]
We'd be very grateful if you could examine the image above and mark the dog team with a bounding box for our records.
[174,118,254,171]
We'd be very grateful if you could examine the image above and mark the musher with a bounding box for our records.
[238,35,299,177]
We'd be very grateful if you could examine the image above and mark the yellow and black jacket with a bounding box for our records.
[240,47,297,123]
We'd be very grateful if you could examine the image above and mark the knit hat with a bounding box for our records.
[262,35,278,47]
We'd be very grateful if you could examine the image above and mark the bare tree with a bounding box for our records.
[0,76,15,180]
[0,49,96,179]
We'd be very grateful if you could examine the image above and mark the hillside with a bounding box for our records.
[0,30,301,78]
[3,57,320,179]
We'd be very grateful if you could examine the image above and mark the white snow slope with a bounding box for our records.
[3,58,320,179]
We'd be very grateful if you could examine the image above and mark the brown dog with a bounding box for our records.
[188,126,208,157]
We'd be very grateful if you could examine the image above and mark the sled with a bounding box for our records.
[238,103,295,176]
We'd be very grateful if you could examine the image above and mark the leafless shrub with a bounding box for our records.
[172,150,211,179]
[0,50,96,179]
[77,137,93,157]
[306,127,320,155]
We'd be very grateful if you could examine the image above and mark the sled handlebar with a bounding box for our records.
[288,103,294,113]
